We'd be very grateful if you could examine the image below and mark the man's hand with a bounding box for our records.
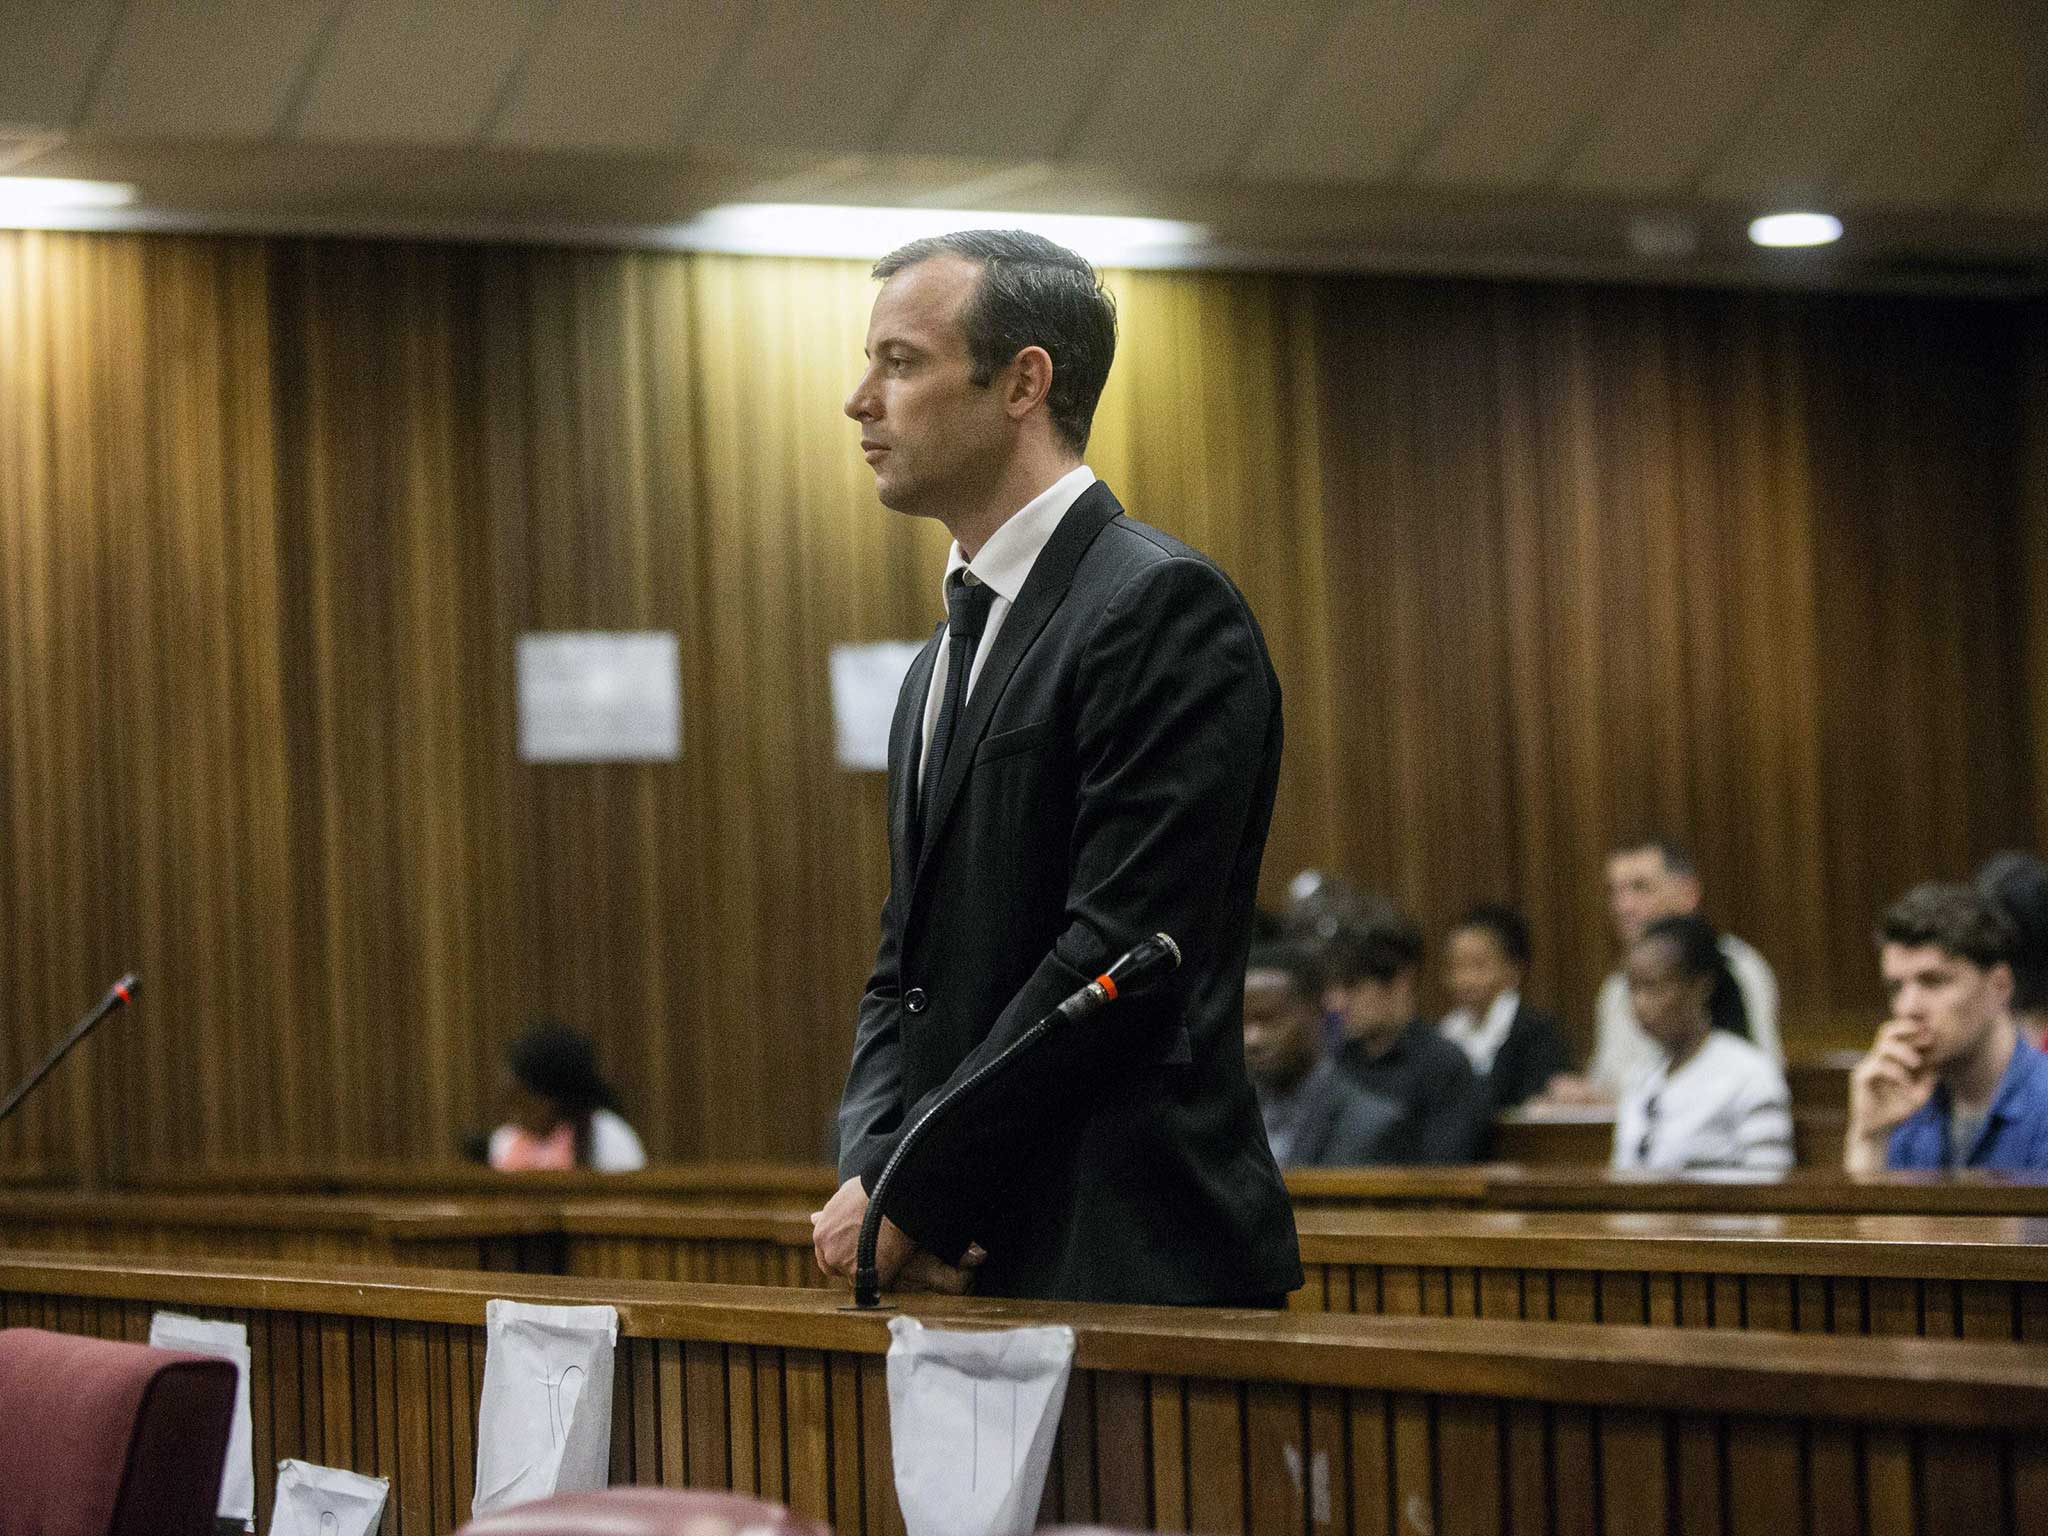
[810,1175,913,1284]
[1845,1020,1938,1171]
[894,1244,989,1295]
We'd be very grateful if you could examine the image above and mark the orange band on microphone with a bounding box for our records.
[1095,974,1117,1001]
[115,985,131,1004]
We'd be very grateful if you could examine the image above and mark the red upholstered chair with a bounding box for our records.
[0,1326,238,1536]
[454,1489,835,1536]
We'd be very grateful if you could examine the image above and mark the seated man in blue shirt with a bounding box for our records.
[1845,882,2048,1172]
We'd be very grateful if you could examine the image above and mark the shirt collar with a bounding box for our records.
[1445,991,1519,1045]
[1981,1032,2045,1126]
[941,463,1096,604]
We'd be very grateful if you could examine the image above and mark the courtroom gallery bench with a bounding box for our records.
[1292,1208,2048,1341]
[1286,1165,2048,1216]
[2,1248,2042,1536]
[119,1160,845,1207]
[0,1190,570,1271]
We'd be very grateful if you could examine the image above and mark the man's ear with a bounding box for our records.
[1003,345,1054,421]
[1990,961,2017,1012]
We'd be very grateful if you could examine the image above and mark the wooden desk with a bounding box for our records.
[0,1191,569,1272]
[120,1161,842,1207]
[4,1249,2043,1536]
[1480,1167,2048,1216]
[555,1201,822,1287]
[1488,1106,1850,1167]
[1294,1209,2048,1340]
[1283,1165,2048,1216]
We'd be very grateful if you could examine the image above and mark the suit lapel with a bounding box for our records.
[893,624,943,873]
[913,481,1124,882]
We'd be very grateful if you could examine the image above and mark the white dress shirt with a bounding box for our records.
[918,464,1096,786]
[486,1108,647,1172]
[1439,990,1520,1074]
[1589,931,1781,1095]
[1611,1029,1793,1172]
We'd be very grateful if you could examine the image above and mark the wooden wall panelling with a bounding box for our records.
[2026,301,2048,845]
[0,229,2041,1175]
[1312,278,2039,1059]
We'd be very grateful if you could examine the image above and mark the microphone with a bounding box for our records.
[851,934,1180,1309]
[0,974,140,1129]
[1054,932,1180,1024]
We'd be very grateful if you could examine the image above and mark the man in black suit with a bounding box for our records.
[810,231,1302,1306]
[1244,943,1410,1167]
[1440,904,1573,1114]
[1326,917,1487,1163]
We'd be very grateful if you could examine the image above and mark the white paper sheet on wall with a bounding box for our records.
[829,640,923,771]
[517,631,680,762]
[149,1311,255,1529]
[885,1316,1075,1536]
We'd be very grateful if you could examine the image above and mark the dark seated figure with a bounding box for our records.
[1325,917,1486,1163]
[1244,942,1409,1167]
[1439,903,1573,1114]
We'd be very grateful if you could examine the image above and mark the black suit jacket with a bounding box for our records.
[836,481,1303,1304]
[1480,1002,1573,1115]
[1278,1062,1411,1169]
[1338,1021,1486,1164]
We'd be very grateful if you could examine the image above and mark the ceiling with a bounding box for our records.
[0,0,2042,291]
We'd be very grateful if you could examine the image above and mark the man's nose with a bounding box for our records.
[844,374,876,421]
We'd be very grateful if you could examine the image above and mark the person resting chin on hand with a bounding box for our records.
[1845,883,2048,1174]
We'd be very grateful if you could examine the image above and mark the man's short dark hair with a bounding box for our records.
[1613,837,1697,878]
[1979,852,2048,1013]
[1877,883,2015,971]
[872,229,1117,455]
[1453,903,1531,967]
[1322,917,1424,987]
[1246,941,1323,1005]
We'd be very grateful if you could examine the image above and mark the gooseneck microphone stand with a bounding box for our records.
[851,934,1180,1310]
[0,975,141,1129]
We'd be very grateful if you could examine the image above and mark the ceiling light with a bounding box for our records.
[1747,211,1842,249]
[0,177,137,226]
[669,204,1208,267]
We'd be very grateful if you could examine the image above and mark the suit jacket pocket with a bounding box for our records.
[974,717,1055,766]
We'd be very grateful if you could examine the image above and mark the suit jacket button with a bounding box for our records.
[904,988,928,1014]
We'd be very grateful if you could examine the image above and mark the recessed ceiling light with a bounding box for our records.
[1747,211,1842,249]
[0,177,138,225]
[669,204,1208,267]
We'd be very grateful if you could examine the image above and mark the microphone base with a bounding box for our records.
[841,1299,897,1313]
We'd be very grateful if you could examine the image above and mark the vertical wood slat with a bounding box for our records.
[1149,1375,1189,1531]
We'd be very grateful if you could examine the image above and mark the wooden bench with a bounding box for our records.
[3,1248,2042,1536]
[1287,1165,2048,1215]
[119,1161,842,1208]
[1293,1208,2048,1341]
[0,1190,570,1272]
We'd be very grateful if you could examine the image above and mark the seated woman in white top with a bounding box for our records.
[1612,914,1793,1172]
[487,1019,647,1172]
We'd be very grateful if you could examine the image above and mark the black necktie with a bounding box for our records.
[918,574,995,850]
